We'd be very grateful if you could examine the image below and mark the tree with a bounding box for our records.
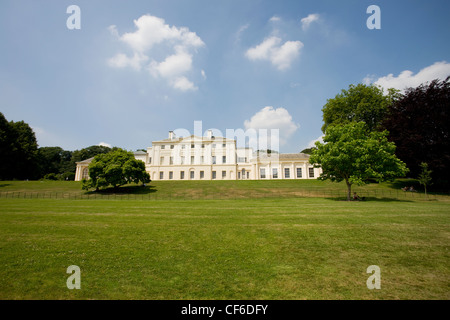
[418,162,432,198]
[0,113,39,180]
[82,148,150,191]
[383,77,450,187]
[321,83,400,133]
[300,147,316,155]
[309,122,408,201]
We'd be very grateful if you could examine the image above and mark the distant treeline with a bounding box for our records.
[0,112,112,180]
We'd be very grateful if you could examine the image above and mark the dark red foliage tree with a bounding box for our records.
[383,77,450,187]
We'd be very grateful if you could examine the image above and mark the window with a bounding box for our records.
[159,172,164,180]
[212,144,216,149]
[246,172,249,179]
[212,156,216,164]
[297,168,302,178]
[82,168,89,180]
[190,171,195,180]
[201,156,204,164]
[222,156,226,164]
[160,157,164,165]
[238,172,241,179]
[200,171,204,179]
[191,144,195,149]
[284,168,290,179]
[169,171,173,180]
[222,143,226,148]
[182,145,186,149]
[181,156,185,165]
[260,168,266,179]
[201,144,205,148]
[161,145,165,150]
[148,157,152,164]
[272,168,278,179]
[191,156,194,164]
[309,168,314,178]
[170,145,174,149]
[237,157,247,163]
[222,170,226,179]
[180,171,185,179]
[170,156,174,165]
[212,171,216,179]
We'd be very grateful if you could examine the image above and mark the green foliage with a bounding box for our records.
[300,147,316,155]
[321,83,399,133]
[82,148,150,191]
[0,113,39,180]
[310,122,409,200]
[418,162,433,196]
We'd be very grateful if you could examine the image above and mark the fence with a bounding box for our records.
[0,188,445,201]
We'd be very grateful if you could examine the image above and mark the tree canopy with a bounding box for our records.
[382,77,450,187]
[321,83,400,133]
[82,148,150,191]
[0,113,39,180]
[309,122,408,200]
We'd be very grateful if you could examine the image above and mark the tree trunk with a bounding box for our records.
[345,179,352,201]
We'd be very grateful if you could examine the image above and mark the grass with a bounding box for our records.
[0,178,447,201]
[0,180,449,299]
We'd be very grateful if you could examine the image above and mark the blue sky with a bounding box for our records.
[1,0,449,153]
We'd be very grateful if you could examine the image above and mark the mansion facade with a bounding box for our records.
[75,130,321,181]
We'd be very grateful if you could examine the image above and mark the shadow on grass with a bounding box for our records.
[85,185,157,195]
[326,196,414,203]
[0,184,11,188]
[388,179,450,196]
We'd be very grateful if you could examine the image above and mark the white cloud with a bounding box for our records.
[301,13,320,31]
[269,16,281,22]
[107,14,205,91]
[201,69,206,79]
[171,76,198,92]
[108,52,148,71]
[368,61,450,92]
[245,36,303,70]
[98,142,112,148]
[244,106,299,146]
[307,135,324,148]
[149,48,193,78]
[117,15,204,53]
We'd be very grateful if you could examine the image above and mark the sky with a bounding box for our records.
[1,0,450,153]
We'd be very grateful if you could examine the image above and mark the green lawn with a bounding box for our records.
[0,182,449,299]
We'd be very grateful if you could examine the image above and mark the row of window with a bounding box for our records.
[156,156,228,165]
[160,143,227,150]
[260,167,314,179]
[159,170,228,180]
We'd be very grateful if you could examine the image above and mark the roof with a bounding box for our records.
[153,134,234,144]
[75,157,94,165]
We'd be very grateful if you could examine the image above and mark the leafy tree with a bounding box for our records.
[418,162,432,197]
[0,112,14,179]
[82,148,150,191]
[300,147,316,155]
[309,122,408,201]
[321,83,400,133]
[383,77,450,187]
[0,113,39,180]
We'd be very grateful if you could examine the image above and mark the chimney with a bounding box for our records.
[169,131,174,140]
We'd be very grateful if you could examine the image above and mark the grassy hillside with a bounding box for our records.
[0,197,448,299]
[0,178,446,201]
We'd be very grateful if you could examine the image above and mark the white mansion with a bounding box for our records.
[75,130,321,181]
